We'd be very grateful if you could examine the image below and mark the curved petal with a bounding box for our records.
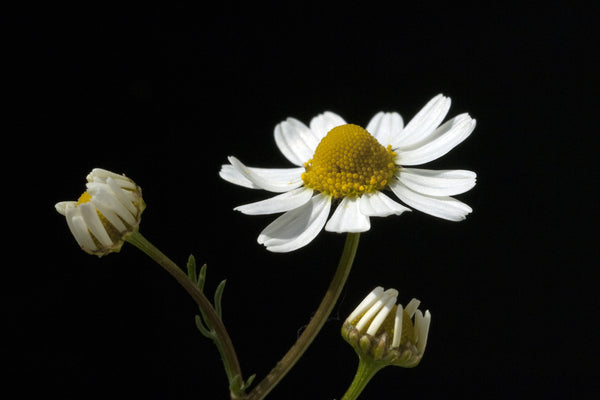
[65,206,97,251]
[221,157,304,192]
[219,164,255,189]
[366,111,404,148]
[398,168,477,196]
[396,114,476,166]
[234,187,314,215]
[55,201,75,216]
[416,310,432,353]
[79,202,113,246]
[359,191,411,217]
[366,292,398,336]
[356,288,398,332]
[85,181,136,217]
[394,94,451,149]
[91,191,129,231]
[325,197,371,233]
[88,185,136,225]
[258,193,331,252]
[389,179,473,221]
[309,111,346,140]
[274,117,319,166]
[105,177,137,214]
[87,168,135,188]
[347,287,385,323]
[404,298,421,317]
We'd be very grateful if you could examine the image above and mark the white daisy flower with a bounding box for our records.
[342,286,431,368]
[220,94,476,252]
[55,168,145,257]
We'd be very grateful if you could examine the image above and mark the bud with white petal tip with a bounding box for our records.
[342,286,431,368]
[55,168,145,257]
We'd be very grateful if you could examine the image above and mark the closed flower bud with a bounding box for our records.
[342,286,431,368]
[55,168,145,257]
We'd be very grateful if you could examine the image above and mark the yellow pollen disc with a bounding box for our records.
[302,124,397,198]
[77,191,92,205]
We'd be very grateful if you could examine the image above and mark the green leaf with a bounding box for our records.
[214,280,227,319]
[197,264,208,291]
[242,374,256,391]
[229,373,256,397]
[186,254,197,281]
[194,314,214,339]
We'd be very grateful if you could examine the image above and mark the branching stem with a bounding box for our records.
[126,231,245,399]
[246,233,361,400]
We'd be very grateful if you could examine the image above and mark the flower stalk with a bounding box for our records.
[340,357,383,400]
[246,232,361,400]
[125,231,246,399]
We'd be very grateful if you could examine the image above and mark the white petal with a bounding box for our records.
[224,156,304,192]
[325,197,371,233]
[359,191,411,217]
[234,187,314,215]
[356,288,398,332]
[91,205,126,232]
[258,193,331,252]
[346,287,385,324]
[219,164,255,189]
[366,111,404,148]
[87,170,137,195]
[79,202,113,247]
[55,201,76,216]
[65,206,97,251]
[366,292,398,336]
[396,114,476,166]
[91,190,132,229]
[70,216,98,251]
[392,304,404,348]
[398,168,476,196]
[274,117,319,166]
[416,310,431,353]
[105,177,137,214]
[88,168,128,183]
[394,94,451,148]
[87,184,136,225]
[309,111,346,140]
[390,179,473,221]
[404,298,421,318]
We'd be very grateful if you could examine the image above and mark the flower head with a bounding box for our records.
[220,94,477,252]
[342,287,431,368]
[55,168,145,257]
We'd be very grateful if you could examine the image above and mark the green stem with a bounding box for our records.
[340,358,383,400]
[246,232,361,400]
[126,231,244,398]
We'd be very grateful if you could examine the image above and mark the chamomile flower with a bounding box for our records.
[55,168,145,256]
[220,94,476,252]
[342,286,431,368]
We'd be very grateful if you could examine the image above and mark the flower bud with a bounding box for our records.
[342,286,431,368]
[55,168,145,257]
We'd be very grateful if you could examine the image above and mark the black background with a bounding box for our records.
[6,1,597,399]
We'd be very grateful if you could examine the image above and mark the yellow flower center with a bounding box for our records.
[301,124,397,198]
[77,191,92,205]
[380,305,416,346]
